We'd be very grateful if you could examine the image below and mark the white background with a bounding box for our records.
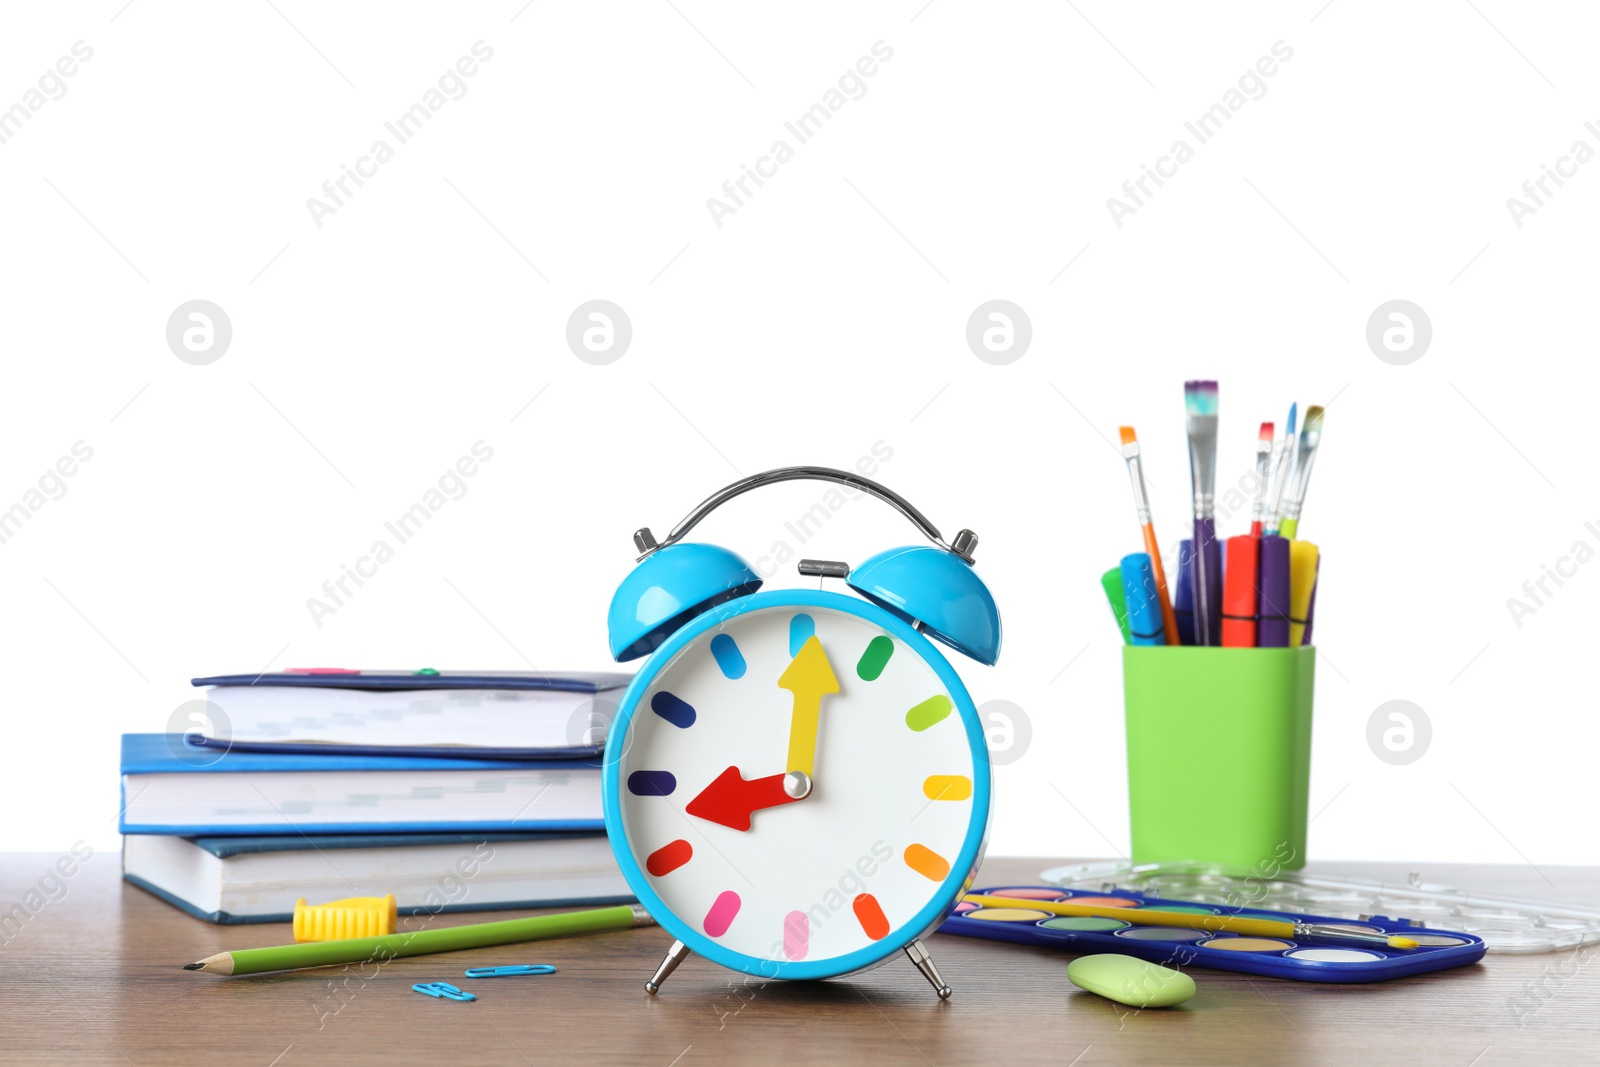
[2,2,1596,870]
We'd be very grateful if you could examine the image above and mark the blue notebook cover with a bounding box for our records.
[121,876,633,927]
[186,738,605,762]
[121,873,633,925]
[191,669,632,691]
[123,831,631,924]
[120,733,568,775]
[187,830,595,857]
[119,735,604,835]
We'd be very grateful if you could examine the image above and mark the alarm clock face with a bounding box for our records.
[604,590,990,980]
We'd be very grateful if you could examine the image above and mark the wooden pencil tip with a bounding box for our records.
[183,963,204,970]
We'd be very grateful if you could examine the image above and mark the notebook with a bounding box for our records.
[190,669,634,690]
[188,669,633,759]
[118,734,604,835]
[122,831,632,924]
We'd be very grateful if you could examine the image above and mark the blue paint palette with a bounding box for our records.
[940,885,1486,983]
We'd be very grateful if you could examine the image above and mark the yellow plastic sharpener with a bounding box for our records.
[292,894,398,942]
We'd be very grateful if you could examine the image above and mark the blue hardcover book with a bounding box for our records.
[122,831,631,924]
[186,739,611,763]
[190,669,632,691]
[119,734,603,835]
[187,669,633,760]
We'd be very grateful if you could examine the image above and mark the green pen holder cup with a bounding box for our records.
[1123,645,1314,871]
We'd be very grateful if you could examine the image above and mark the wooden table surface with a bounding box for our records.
[2,853,1596,1066]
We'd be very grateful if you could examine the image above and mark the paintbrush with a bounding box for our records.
[1184,381,1220,645]
[1264,402,1297,535]
[1277,405,1323,540]
[1250,421,1274,537]
[962,895,1422,950]
[1119,427,1178,645]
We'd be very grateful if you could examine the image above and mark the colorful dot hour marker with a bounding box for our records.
[627,770,676,796]
[650,691,696,729]
[789,614,815,656]
[853,893,890,941]
[709,633,746,679]
[645,839,693,877]
[704,891,741,937]
[903,843,950,881]
[922,775,972,801]
[856,635,894,681]
[905,694,953,732]
[783,911,809,960]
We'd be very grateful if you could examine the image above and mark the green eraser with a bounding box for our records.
[1067,953,1195,1008]
[1101,567,1131,644]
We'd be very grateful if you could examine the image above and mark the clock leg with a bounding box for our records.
[644,939,691,995]
[904,939,952,1000]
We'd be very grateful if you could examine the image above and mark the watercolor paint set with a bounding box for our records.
[940,886,1485,983]
[1040,861,1600,955]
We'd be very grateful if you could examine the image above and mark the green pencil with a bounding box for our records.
[184,904,654,976]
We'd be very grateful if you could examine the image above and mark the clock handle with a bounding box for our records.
[638,466,976,563]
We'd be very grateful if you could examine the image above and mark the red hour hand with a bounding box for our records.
[685,766,801,831]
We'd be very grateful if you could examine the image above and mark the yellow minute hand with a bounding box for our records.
[778,635,840,778]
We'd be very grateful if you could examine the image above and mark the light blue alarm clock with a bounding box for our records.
[601,467,1001,998]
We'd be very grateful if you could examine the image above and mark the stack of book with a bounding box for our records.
[120,669,634,924]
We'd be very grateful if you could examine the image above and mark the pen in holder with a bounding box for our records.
[1122,645,1314,871]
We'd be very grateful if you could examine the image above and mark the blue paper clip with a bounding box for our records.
[412,981,476,1001]
[463,965,557,978]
